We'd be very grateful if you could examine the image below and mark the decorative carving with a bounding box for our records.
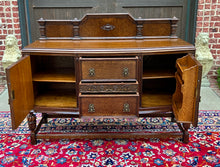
[2,35,22,70]
[27,112,37,145]
[195,33,213,87]
[101,24,115,31]
[80,84,138,93]
[27,112,36,131]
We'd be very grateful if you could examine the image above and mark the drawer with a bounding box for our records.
[79,93,139,117]
[79,81,138,93]
[80,57,138,81]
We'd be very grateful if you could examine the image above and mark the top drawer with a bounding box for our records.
[80,57,138,81]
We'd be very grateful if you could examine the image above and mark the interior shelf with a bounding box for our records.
[32,68,76,83]
[141,91,172,107]
[34,90,77,108]
[142,69,175,79]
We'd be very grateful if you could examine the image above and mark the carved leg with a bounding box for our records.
[182,123,190,143]
[42,113,48,124]
[27,112,37,145]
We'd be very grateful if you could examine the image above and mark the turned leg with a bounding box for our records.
[182,123,190,143]
[27,112,37,145]
[42,113,48,124]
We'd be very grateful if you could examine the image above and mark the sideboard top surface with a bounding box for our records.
[23,38,195,54]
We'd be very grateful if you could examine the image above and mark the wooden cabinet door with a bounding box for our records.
[172,55,202,127]
[6,56,34,130]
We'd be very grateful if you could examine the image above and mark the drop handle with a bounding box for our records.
[123,67,129,77]
[88,104,95,113]
[89,68,95,76]
[123,103,130,112]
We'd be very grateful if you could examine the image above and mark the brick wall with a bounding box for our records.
[0,0,220,94]
[196,0,220,95]
[0,0,21,92]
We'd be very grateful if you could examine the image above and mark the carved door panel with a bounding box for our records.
[172,54,202,127]
[6,56,34,130]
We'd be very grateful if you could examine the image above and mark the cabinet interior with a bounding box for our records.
[31,55,76,83]
[141,54,184,108]
[30,55,77,108]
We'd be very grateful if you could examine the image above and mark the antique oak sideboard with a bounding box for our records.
[6,13,202,145]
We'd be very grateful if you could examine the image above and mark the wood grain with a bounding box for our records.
[33,68,76,82]
[35,90,77,108]
[79,93,139,117]
[142,91,172,107]
[80,57,138,80]
[6,56,34,130]
[172,55,202,124]
[23,38,195,55]
[142,69,175,79]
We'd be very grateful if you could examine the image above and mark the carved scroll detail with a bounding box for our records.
[80,84,138,93]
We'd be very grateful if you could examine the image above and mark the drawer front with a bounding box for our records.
[79,81,138,93]
[80,57,138,80]
[80,94,139,116]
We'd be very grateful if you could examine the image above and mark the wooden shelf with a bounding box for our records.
[35,91,77,108]
[142,69,175,79]
[33,69,76,83]
[142,91,172,107]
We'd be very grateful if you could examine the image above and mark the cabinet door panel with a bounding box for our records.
[172,55,202,126]
[6,56,34,130]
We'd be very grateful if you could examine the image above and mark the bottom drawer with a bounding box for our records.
[79,93,139,117]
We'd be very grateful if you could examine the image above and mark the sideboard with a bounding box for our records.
[6,13,202,145]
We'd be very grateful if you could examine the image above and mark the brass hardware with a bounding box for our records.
[11,90,15,100]
[101,24,115,31]
[89,68,95,76]
[123,67,129,77]
[123,103,130,112]
[88,104,95,112]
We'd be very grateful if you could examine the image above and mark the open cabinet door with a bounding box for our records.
[172,54,202,127]
[6,56,34,130]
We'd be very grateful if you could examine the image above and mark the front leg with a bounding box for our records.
[182,123,190,143]
[27,111,37,145]
[42,113,48,124]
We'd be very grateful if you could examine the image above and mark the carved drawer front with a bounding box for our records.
[79,93,139,117]
[80,57,138,81]
[79,81,138,93]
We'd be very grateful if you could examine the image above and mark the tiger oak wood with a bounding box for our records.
[6,56,34,130]
[6,14,202,144]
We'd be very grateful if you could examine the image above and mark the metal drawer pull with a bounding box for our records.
[101,24,115,31]
[89,68,95,76]
[88,104,95,112]
[123,67,129,77]
[123,103,130,112]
